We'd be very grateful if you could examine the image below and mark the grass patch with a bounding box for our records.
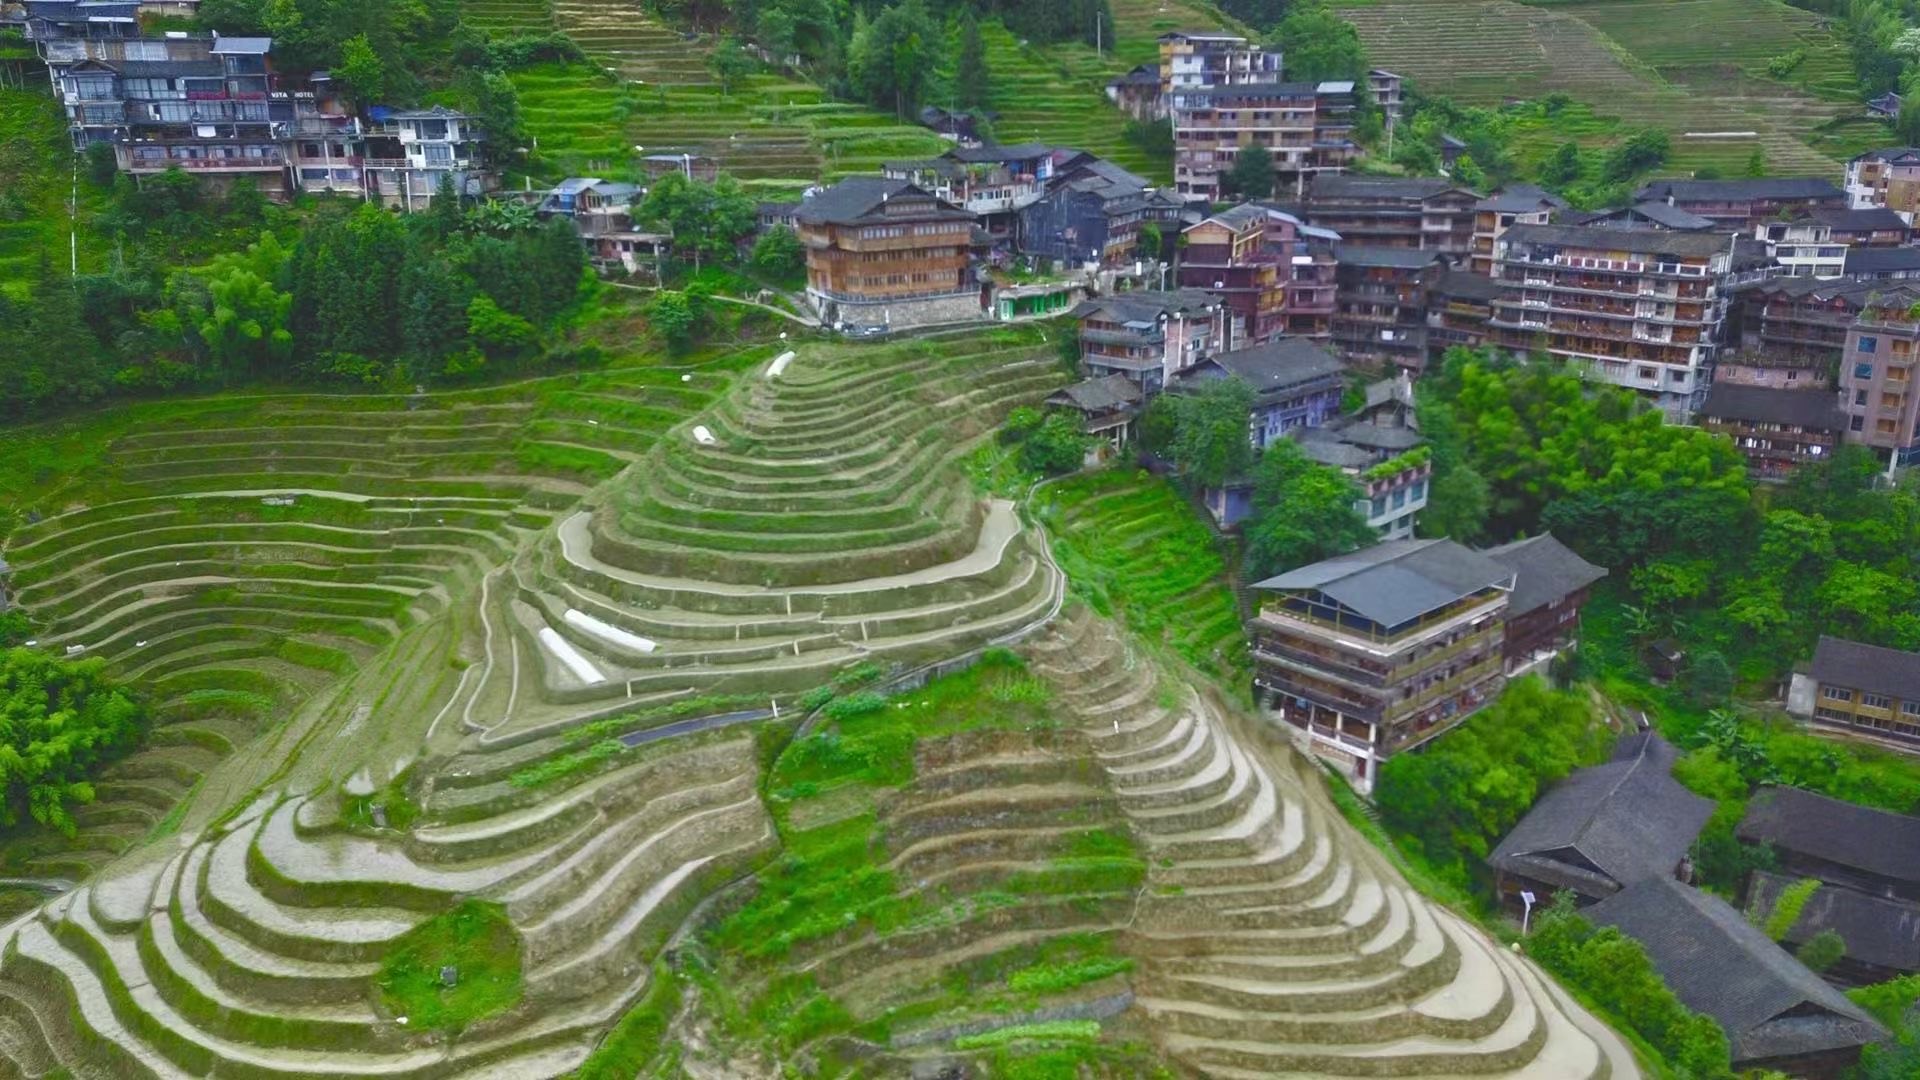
[575,961,681,1080]
[374,899,523,1032]
[953,1019,1101,1050]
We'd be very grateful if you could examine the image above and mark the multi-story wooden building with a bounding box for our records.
[1332,244,1445,374]
[1796,636,1920,751]
[1470,185,1564,275]
[1257,205,1339,339]
[1634,177,1847,232]
[1426,268,1501,364]
[798,176,978,330]
[1251,539,1514,790]
[1845,147,1920,223]
[1728,276,1900,383]
[1698,382,1848,478]
[1305,175,1479,254]
[1490,224,1736,416]
[1367,68,1404,124]
[1839,308,1920,464]
[1071,288,1227,393]
[1157,29,1282,92]
[1483,532,1607,673]
[1173,337,1349,448]
[1017,157,1185,271]
[1178,204,1287,348]
[1170,80,1319,201]
[1810,207,1912,247]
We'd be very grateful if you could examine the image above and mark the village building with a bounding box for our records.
[1588,877,1887,1079]
[1017,158,1187,271]
[1289,375,1428,538]
[1727,276,1910,384]
[1158,29,1283,92]
[1740,784,1920,902]
[1178,204,1287,348]
[796,176,978,330]
[1488,733,1711,911]
[1746,869,1920,987]
[1173,337,1349,449]
[1482,532,1608,673]
[1469,184,1565,276]
[535,177,667,274]
[1634,177,1848,233]
[639,152,718,182]
[1809,206,1912,246]
[1838,304,1920,463]
[1305,175,1479,254]
[1044,375,1143,462]
[1170,80,1318,202]
[1788,636,1920,750]
[1367,68,1403,124]
[1698,382,1849,478]
[1105,63,1163,121]
[1256,206,1340,340]
[1753,218,1848,279]
[1489,224,1736,416]
[1844,147,1920,222]
[362,106,490,209]
[1844,244,1920,280]
[1070,288,1226,393]
[1425,267,1501,363]
[1250,539,1514,791]
[1331,244,1444,373]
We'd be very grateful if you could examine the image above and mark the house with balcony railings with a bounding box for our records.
[1839,303,1920,464]
[1754,218,1848,279]
[1332,243,1446,374]
[1178,204,1288,348]
[360,106,490,210]
[1305,174,1480,255]
[1846,147,1920,222]
[797,176,980,329]
[1250,539,1514,792]
[1015,157,1187,271]
[1255,204,1340,340]
[1070,288,1226,393]
[1728,276,1912,385]
[1635,177,1847,232]
[1490,223,1736,416]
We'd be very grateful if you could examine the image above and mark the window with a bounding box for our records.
[1638,366,1656,381]
[1856,362,1875,380]
[1857,389,1871,406]
[424,144,454,166]
[1852,415,1866,432]
[1822,686,1854,702]
[1859,336,1879,354]
[1903,701,1920,718]
[1864,693,1893,709]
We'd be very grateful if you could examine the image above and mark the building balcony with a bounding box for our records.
[128,153,286,172]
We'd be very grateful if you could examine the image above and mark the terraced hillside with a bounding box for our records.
[0,325,1087,1076]
[666,608,1641,1075]
[1039,468,1249,687]
[1333,0,1862,175]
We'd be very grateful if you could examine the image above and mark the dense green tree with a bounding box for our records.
[336,33,389,105]
[846,0,941,118]
[1242,439,1374,578]
[1604,128,1671,183]
[955,11,990,110]
[1796,929,1846,974]
[1421,463,1491,544]
[458,71,526,158]
[190,231,295,381]
[708,34,755,94]
[749,225,805,280]
[649,289,701,350]
[639,172,758,271]
[1224,144,1276,200]
[1020,412,1090,475]
[466,294,538,362]
[0,649,146,837]
[398,247,474,379]
[1270,1,1368,82]
[290,202,408,362]
[1540,141,1585,188]
[1153,377,1256,489]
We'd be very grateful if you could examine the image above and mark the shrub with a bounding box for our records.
[953,1020,1101,1050]
[1761,877,1820,941]
[376,900,522,1032]
[1797,929,1846,974]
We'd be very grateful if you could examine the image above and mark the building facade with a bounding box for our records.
[1635,177,1848,232]
[1332,244,1443,373]
[1470,185,1564,276]
[1251,539,1514,790]
[1845,147,1920,222]
[1698,383,1848,478]
[1306,175,1479,254]
[1839,311,1920,464]
[1178,205,1286,348]
[1798,636,1920,749]
[797,177,978,329]
[1173,337,1348,448]
[1490,224,1735,416]
[1071,289,1226,392]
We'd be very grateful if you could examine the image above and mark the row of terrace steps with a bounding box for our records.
[551,0,712,85]
[0,732,774,1078]
[1022,611,1626,1078]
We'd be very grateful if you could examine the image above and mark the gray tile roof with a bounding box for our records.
[1310,174,1477,201]
[1618,201,1717,231]
[1178,81,1318,100]
[1747,869,1920,973]
[795,177,970,227]
[1587,878,1887,1064]
[1475,184,1568,213]
[1482,533,1607,617]
[1810,635,1920,704]
[1487,732,1706,899]
[1636,177,1846,203]
[1071,288,1219,324]
[1501,223,1733,260]
[1190,337,1347,397]
[1251,538,1513,627]
[1432,268,1503,302]
[947,142,1053,163]
[1738,783,1920,888]
[1845,246,1920,276]
[1809,206,1910,233]
[1700,384,1848,432]
[1048,374,1142,414]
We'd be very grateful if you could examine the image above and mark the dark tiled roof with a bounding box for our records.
[1310,174,1477,201]
[1048,374,1141,414]
[1748,869,1920,972]
[1487,734,1708,898]
[1853,146,1920,164]
[1587,878,1887,1064]
[795,177,969,227]
[1501,223,1732,259]
[1699,383,1848,431]
[947,142,1053,163]
[1071,288,1219,324]
[1809,635,1920,705]
[1432,268,1503,301]
[1845,246,1920,275]
[1617,201,1718,231]
[1192,337,1347,397]
[1809,207,1910,233]
[1252,538,1513,627]
[1636,177,1846,203]
[1335,243,1444,269]
[1737,783,1920,888]
[1475,184,1568,213]
[1109,63,1161,87]
[1482,533,1607,617]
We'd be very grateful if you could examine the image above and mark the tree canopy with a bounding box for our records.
[0,650,147,837]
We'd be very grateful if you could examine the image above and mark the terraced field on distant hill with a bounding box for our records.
[1333,0,1878,175]
[0,311,1645,1075]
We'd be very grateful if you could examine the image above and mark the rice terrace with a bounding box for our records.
[8,0,1920,1074]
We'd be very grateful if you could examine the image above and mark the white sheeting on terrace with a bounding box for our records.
[538,627,607,684]
[564,608,657,654]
